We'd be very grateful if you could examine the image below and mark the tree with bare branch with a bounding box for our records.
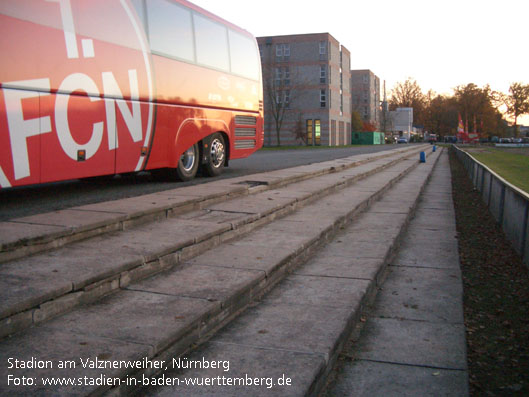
[262,64,306,146]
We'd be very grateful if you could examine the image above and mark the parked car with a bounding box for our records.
[499,138,512,143]
[397,137,408,144]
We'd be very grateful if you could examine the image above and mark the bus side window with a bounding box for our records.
[193,13,229,72]
[228,30,260,81]
[146,0,194,62]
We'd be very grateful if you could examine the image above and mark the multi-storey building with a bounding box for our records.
[257,33,351,146]
[350,69,381,129]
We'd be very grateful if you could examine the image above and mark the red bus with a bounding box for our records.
[0,0,263,188]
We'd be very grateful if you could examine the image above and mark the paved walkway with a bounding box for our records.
[326,151,469,396]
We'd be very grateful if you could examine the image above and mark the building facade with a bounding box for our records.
[350,69,380,129]
[257,33,351,146]
[390,107,414,140]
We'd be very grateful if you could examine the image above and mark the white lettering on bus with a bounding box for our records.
[55,73,104,161]
[46,0,78,59]
[2,70,143,180]
[102,69,142,150]
[3,78,52,180]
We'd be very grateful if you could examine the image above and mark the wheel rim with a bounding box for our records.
[210,138,225,168]
[180,146,196,172]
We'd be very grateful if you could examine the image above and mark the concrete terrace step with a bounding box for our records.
[0,145,424,264]
[0,147,441,396]
[144,149,445,397]
[0,146,429,339]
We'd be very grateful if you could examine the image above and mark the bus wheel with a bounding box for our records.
[175,143,199,181]
[203,133,226,177]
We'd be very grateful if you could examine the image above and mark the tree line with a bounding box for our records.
[389,79,529,138]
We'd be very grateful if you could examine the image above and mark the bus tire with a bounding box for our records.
[175,143,199,181]
[203,133,226,177]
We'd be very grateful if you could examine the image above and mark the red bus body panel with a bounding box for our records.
[0,0,263,188]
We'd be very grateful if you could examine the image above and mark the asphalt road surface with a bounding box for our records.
[0,145,410,221]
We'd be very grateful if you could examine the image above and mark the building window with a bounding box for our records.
[275,67,281,86]
[306,119,313,145]
[275,43,289,62]
[315,119,321,145]
[284,90,290,108]
[283,44,290,61]
[320,89,326,108]
[319,41,326,55]
[284,66,290,85]
[320,65,326,84]
[319,41,327,60]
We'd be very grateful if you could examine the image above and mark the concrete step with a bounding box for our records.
[0,146,423,264]
[0,147,439,397]
[324,151,469,396]
[0,146,429,339]
[141,149,445,397]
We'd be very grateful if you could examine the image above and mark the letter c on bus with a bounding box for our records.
[55,73,104,161]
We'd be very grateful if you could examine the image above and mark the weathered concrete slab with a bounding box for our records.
[186,241,297,276]
[0,237,145,318]
[373,266,464,323]
[330,360,469,397]
[152,182,247,199]
[324,240,392,260]
[404,227,458,244]
[10,209,127,229]
[214,302,352,358]
[356,317,467,370]
[150,341,325,397]
[393,240,460,268]
[43,290,219,354]
[207,193,295,216]
[230,227,316,252]
[346,211,408,233]
[263,274,370,310]
[176,208,257,228]
[129,263,265,304]
[0,269,73,319]
[0,221,65,249]
[295,256,383,281]
[1,215,230,318]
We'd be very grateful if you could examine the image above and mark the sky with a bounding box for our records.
[191,0,529,125]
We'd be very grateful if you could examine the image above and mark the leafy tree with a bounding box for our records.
[502,82,529,137]
[389,78,427,126]
[362,121,377,132]
[351,110,363,132]
[426,94,459,137]
[453,84,499,136]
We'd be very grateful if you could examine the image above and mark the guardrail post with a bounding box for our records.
[522,201,529,263]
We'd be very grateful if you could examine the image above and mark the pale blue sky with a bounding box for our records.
[192,0,529,124]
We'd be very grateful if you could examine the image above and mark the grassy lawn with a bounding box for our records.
[467,148,529,193]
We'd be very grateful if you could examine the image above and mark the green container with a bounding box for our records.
[351,131,385,145]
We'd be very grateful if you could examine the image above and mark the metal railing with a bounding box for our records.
[453,145,529,267]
